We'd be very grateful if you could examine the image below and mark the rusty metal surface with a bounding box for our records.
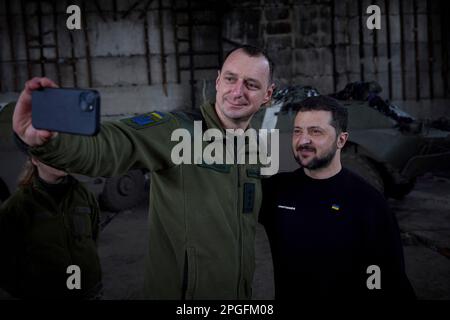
[158,0,168,96]
[399,0,406,100]
[427,0,434,100]
[385,0,393,100]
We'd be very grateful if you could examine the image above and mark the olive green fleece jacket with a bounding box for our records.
[29,103,263,299]
[0,175,101,299]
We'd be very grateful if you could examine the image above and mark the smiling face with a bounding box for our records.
[292,110,347,171]
[215,49,274,129]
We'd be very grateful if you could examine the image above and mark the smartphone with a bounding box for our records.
[32,87,100,136]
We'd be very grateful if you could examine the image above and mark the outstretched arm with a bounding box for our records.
[13,77,179,177]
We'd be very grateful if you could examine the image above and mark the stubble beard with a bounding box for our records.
[294,143,338,170]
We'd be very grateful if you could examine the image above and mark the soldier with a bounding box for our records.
[0,157,102,299]
[12,45,275,299]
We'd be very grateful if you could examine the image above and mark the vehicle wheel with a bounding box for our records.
[99,170,147,212]
[0,178,10,205]
[341,150,384,194]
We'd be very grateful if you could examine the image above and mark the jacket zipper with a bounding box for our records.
[63,213,73,265]
[182,251,188,300]
[60,198,74,267]
[235,139,244,298]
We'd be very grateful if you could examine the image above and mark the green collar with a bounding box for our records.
[200,102,223,132]
[199,102,253,132]
[33,174,74,189]
[32,174,76,205]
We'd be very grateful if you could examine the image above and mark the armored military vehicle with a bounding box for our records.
[251,82,450,198]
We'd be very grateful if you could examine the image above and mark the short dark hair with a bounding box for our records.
[221,45,274,84]
[295,95,348,133]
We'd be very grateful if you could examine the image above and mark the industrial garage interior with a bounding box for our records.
[0,0,449,301]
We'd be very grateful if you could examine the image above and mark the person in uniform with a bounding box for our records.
[11,45,275,299]
[259,95,415,299]
[0,157,102,299]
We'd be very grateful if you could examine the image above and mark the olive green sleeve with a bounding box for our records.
[29,114,180,177]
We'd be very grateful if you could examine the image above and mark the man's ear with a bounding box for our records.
[337,131,349,149]
[215,70,221,90]
[262,83,275,105]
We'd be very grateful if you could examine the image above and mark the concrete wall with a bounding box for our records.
[223,0,450,119]
[1,0,449,119]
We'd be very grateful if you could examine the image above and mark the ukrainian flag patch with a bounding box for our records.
[121,111,170,129]
[331,204,340,211]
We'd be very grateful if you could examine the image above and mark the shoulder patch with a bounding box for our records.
[121,111,171,130]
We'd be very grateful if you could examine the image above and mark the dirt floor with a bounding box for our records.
[96,173,450,300]
[390,174,450,300]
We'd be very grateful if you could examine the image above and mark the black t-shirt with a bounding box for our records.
[260,167,415,299]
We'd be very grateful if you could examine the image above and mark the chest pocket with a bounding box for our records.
[243,183,256,213]
[69,206,93,239]
[244,167,263,215]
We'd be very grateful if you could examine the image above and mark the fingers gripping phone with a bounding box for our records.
[32,88,100,136]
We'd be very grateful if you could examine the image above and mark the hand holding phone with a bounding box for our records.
[32,87,100,136]
[13,77,59,147]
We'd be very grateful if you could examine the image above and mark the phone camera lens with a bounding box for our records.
[81,92,95,112]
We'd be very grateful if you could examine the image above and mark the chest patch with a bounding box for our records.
[331,204,340,211]
[121,111,170,129]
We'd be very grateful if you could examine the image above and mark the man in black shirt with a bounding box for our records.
[260,95,415,299]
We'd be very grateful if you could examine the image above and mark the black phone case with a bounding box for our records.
[32,88,100,136]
